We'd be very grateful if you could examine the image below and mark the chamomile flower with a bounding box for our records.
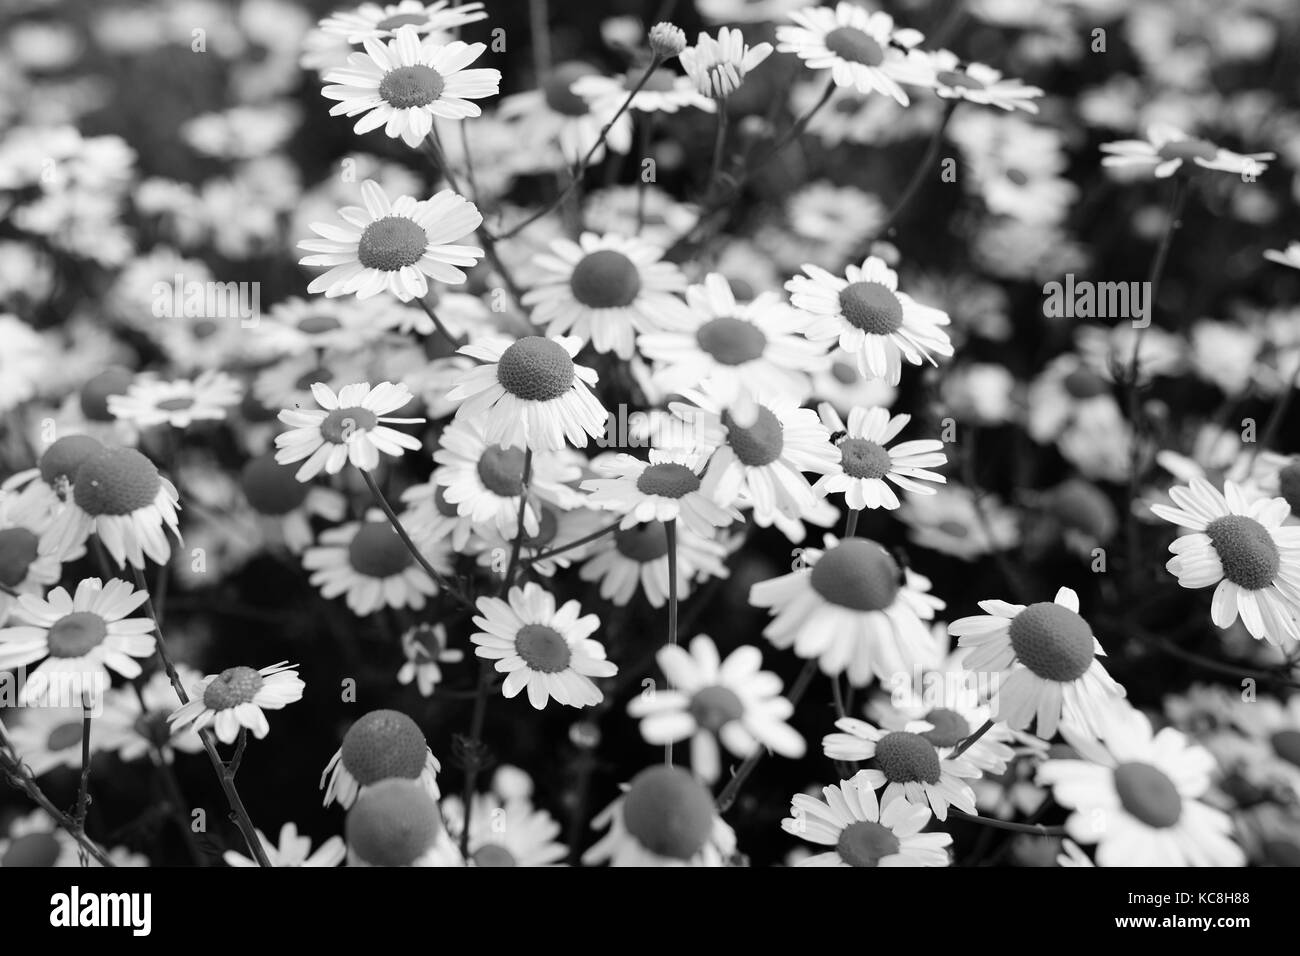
[583,765,737,867]
[571,66,717,116]
[580,449,738,538]
[497,62,634,169]
[578,519,729,608]
[302,516,445,616]
[679,27,774,99]
[521,233,692,360]
[397,623,463,696]
[787,256,953,384]
[447,335,607,451]
[1100,125,1275,179]
[433,417,582,540]
[298,179,484,301]
[97,667,205,763]
[637,272,828,404]
[345,778,462,867]
[106,371,243,430]
[0,492,67,622]
[822,717,979,821]
[948,587,1125,740]
[781,772,953,866]
[224,823,346,868]
[627,635,805,783]
[471,583,617,710]
[322,27,501,146]
[239,453,348,554]
[440,793,568,867]
[43,445,181,570]
[775,3,931,106]
[400,481,476,552]
[1150,478,1300,646]
[318,1,488,44]
[252,297,378,357]
[470,502,609,578]
[1038,704,1245,867]
[750,536,945,686]
[2,706,100,777]
[274,381,425,481]
[0,577,155,702]
[321,708,441,808]
[814,404,946,511]
[668,384,840,542]
[924,50,1043,112]
[168,661,305,744]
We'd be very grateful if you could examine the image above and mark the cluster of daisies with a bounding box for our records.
[2,0,1299,870]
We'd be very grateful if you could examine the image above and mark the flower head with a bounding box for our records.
[814,403,946,510]
[275,381,425,481]
[321,708,441,808]
[1101,125,1275,179]
[679,27,773,99]
[169,661,305,744]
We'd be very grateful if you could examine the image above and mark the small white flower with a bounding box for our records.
[275,381,425,481]
[1100,125,1275,179]
[679,27,773,99]
[169,661,305,744]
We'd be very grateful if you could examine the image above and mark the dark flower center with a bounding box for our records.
[0,527,39,587]
[688,685,745,731]
[1061,366,1109,399]
[1008,602,1095,682]
[496,337,575,401]
[80,369,133,422]
[203,666,265,710]
[341,709,429,784]
[695,317,767,365]
[477,446,527,497]
[809,538,900,611]
[569,250,642,309]
[1113,762,1182,828]
[348,522,415,578]
[472,844,518,866]
[636,462,700,499]
[1206,515,1279,591]
[542,64,593,116]
[377,12,429,30]
[936,69,984,90]
[1270,729,1300,769]
[1155,138,1218,163]
[38,435,104,487]
[47,722,84,751]
[839,438,891,480]
[72,447,162,517]
[357,216,429,272]
[836,820,900,867]
[320,407,379,443]
[515,624,572,673]
[614,522,670,562]
[824,26,885,67]
[298,314,342,334]
[875,731,942,784]
[1,832,62,868]
[379,65,446,109]
[621,765,713,860]
[921,708,971,749]
[346,779,440,866]
[722,406,784,467]
[1277,463,1300,515]
[839,281,904,335]
[47,611,109,658]
[156,397,194,412]
[241,455,309,515]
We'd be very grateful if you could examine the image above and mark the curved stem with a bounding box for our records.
[417,296,464,347]
[950,717,993,759]
[860,99,957,249]
[948,809,1066,836]
[524,516,622,564]
[361,469,470,607]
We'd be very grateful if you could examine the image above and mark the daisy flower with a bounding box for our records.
[168,661,305,744]
[679,27,774,99]
[750,536,945,686]
[578,519,729,608]
[239,453,348,554]
[225,822,346,868]
[440,793,568,867]
[497,62,634,169]
[0,577,154,704]
[318,1,488,44]
[521,233,692,360]
[948,587,1125,740]
[97,666,205,763]
[637,272,828,405]
[397,622,463,696]
[106,371,243,430]
[899,483,1020,561]
[1038,703,1245,867]
[252,297,379,357]
[0,491,67,622]
[321,708,441,808]
[44,445,181,570]
[322,27,501,147]
[571,66,716,116]
[1264,242,1300,270]
[782,771,952,866]
[400,481,476,552]
[446,335,607,451]
[298,179,484,301]
[1150,478,1300,646]
[302,516,445,616]
[470,583,617,710]
[345,778,462,867]
[580,449,738,538]
[775,3,932,106]
[924,50,1043,112]
[813,404,946,511]
[583,765,737,867]
[627,635,805,783]
[822,716,979,821]
[2,706,99,777]
[787,255,954,385]
[668,384,840,543]
[433,417,582,540]
[274,381,425,481]
[1100,125,1275,179]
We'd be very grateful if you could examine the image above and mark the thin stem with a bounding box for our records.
[717,657,819,812]
[361,469,471,607]
[830,675,846,719]
[228,728,248,778]
[524,516,622,564]
[494,56,665,241]
[417,295,464,347]
[664,518,678,766]
[950,718,993,759]
[707,98,729,192]
[947,809,1066,837]
[843,508,860,539]
[132,683,204,866]
[74,700,93,866]
[0,733,115,867]
[131,565,273,868]
[860,99,957,249]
